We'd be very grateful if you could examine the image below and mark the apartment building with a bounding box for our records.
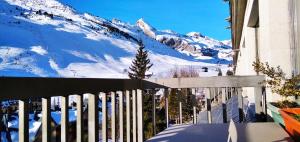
[229,0,300,103]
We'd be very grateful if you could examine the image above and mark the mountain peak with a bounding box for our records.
[221,40,232,47]
[186,32,205,38]
[136,18,156,38]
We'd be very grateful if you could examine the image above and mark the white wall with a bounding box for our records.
[258,0,293,77]
[235,0,294,103]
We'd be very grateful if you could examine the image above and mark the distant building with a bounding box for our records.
[201,67,208,72]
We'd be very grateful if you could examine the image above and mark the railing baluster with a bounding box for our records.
[118,91,124,142]
[228,88,231,99]
[226,88,229,99]
[218,88,222,104]
[164,88,169,128]
[215,88,219,102]
[19,99,29,142]
[137,89,143,142]
[132,90,137,142]
[101,92,107,142]
[61,96,69,142]
[41,98,50,142]
[237,88,244,122]
[209,88,215,103]
[76,95,83,142]
[179,101,182,124]
[152,90,156,135]
[231,88,233,98]
[193,106,197,124]
[88,93,99,142]
[126,90,131,142]
[221,88,227,123]
[213,88,216,104]
[255,87,266,121]
[205,88,212,124]
[111,92,116,142]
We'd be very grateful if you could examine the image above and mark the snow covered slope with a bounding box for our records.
[0,0,232,78]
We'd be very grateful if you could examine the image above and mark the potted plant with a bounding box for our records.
[252,60,300,126]
[279,108,300,140]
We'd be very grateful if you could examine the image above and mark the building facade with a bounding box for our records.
[229,0,300,103]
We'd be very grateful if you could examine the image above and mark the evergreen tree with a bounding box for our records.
[218,68,223,76]
[226,70,234,76]
[168,88,179,122]
[128,41,155,140]
[128,41,153,79]
[168,68,198,123]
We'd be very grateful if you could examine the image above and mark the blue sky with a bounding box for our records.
[59,0,231,40]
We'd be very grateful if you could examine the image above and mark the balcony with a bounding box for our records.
[0,75,294,142]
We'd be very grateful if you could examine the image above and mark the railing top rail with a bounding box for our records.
[0,75,265,99]
[147,75,265,88]
[0,77,166,99]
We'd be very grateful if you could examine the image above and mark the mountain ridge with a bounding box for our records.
[0,0,232,78]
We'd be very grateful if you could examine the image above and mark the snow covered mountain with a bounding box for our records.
[0,0,232,78]
[137,19,232,61]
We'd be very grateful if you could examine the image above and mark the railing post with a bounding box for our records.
[76,95,83,142]
[193,106,197,124]
[227,88,230,99]
[215,88,219,103]
[254,87,266,121]
[61,96,69,142]
[164,88,169,128]
[118,91,124,142]
[101,92,107,142]
[218,88,222,104]
[41,98,50,142]
[205,88,212,124]
[19,99,29,142]
[179,101,182,124]
[152,90,156,135]
[126,90,131,142]
[111,92,116,142]
[231,87,234,98]
[210,88,215,103]
[237,88,244,122]
[221,88,227,123]
[225,88,228,100]
[229,87,233,98]
[214,88,217,102]
[132,90,137,142]
[191,88,197,124]
[137,89,143,142]
[88,93,99,142]
[262,87,267,120]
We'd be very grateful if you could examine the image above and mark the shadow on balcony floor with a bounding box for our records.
[146,123,293,142]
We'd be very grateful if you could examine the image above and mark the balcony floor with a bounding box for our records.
[146,123,294,142]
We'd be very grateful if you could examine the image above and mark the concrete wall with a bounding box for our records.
[235,0,294,103]
[258,0,293,77]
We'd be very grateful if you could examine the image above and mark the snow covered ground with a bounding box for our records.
[3,113,42,142]
[0,0,232,78]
